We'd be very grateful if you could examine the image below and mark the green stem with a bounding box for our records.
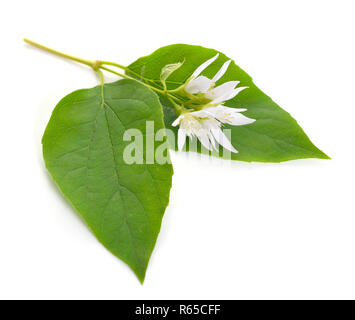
[99,65,133,81]
[100,61,183,85]
[97,70,106,108]
[100,61,161,85]
[98,70,105,93]
[24,38,97,69]
[167,96,184,114]
[100,60,181,85]
[100,66,183,103]
[24,38,184,106]
[99,65,170,96]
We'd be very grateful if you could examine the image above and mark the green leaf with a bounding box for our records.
[127,44,329,162]
[42,79,173,283]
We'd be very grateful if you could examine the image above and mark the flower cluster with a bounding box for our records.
[171,54,255,153]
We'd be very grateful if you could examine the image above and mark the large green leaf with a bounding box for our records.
[127,44,329,162]
[42,79,173,283]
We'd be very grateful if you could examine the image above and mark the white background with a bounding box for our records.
[1,0,354,299]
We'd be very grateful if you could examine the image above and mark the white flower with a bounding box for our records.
[184,53,248,105]
[172,54,256,153]
[201,105,255,126]
[172,107,255,153]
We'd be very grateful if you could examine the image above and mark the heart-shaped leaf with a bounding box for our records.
[42,79,173,283]
[127,44,329,162]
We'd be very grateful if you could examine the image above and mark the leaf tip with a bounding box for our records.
[135,270,146,285]
[314,147,331,160]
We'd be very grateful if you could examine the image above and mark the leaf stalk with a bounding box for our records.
[24,38,184,106]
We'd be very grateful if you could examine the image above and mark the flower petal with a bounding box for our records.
[178,128,187,151]
[204,81,239,101]
[200,105,223,118]
[197,130,213,151]
[226,86,248,101]
[210,86,248,104]
[172,115,183,126]
[189,109,211,118]
[217,106,247,113]
[207,132,218,151]
[228,113,256,126]
[191,53,219,78]
[211,60,231,83]
[211,128,238,153]
[185,76,213,94]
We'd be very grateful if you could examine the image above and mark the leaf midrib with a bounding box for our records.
[100,86,145,271]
